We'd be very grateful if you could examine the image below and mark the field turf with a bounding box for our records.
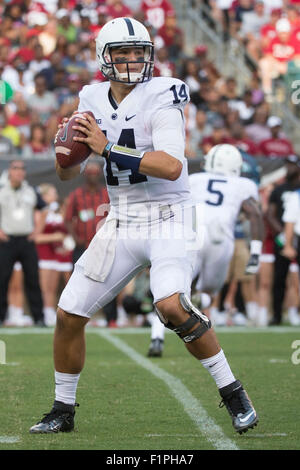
[0,326,300,451]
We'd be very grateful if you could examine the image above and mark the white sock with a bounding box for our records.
[288,307,298,317]
[200,349,236,389]
[246,302,258,322]
[55,371,80,405]
[8,305,24,318]
[151,314,165,340]
[257,306,268,326]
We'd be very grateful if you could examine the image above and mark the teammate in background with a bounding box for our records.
[30,18,258,436]
[190,144,264,326]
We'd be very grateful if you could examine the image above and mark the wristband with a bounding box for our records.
[102,142,113,159]
[108,144,145,172]
[250,240,262,256]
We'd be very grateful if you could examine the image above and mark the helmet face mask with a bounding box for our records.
[96,18,154,85]
[204,144,243,177]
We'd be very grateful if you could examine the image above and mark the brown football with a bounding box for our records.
[55,111,95,169]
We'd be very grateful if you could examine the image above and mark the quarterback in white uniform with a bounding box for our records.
[30,18,258,436]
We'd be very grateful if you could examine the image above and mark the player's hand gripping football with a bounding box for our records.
[72,113,109,156]
[245,254,260,275]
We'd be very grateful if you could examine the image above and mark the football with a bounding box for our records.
[55,111,95,169]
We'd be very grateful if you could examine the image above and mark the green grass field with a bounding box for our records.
[0,326,300,451]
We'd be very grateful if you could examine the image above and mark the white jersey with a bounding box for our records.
[78,77,191,218]
[189,171,259,240]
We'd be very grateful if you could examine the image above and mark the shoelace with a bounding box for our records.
[219,392,247,415]
[39,403,79,423]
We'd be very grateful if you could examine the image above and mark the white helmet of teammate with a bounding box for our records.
[95,17,154,84]
[204,144,243,177]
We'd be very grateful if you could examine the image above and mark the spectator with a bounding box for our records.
[259,17,299,94]
[220,76,241,102]
[27,73,59,125]
[154,45,175,77]
[56,73,81,108]
[238,0,270,61]
[210,0,234,40]
[2,55,34,99]
[28,44,51,76]
[141,0,175,30]
[0,160,45,326]
[157,12,184,62]
[22,123,51,159]
[258,116,294,157]
[230,120,259,155]
[266,154,300,325]
[56,9,77,42]
[106,0,133,20]
[35,183,72,326]
[228,88,255,124]
[180,57,201,93]
[201,119,234,154]
[64,159,109,264]
[282,187,300,320]
[245,104,271,144]
[38,19,58,56]
[186,109,213,159]
[7,93,32,143]
[231,0,255,38]
[260,8,282,54]
[0,108,20,151]
[61,42,87,76]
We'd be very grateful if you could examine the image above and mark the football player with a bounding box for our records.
[30,18,258,435]
[148,144,264,347]
[190,144,263,321]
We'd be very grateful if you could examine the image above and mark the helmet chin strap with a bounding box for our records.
[114,64,146,84]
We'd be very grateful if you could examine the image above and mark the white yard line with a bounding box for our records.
[0,436,20,444]
[96,329,239,451]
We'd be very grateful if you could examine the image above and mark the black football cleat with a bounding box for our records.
[147,338,164,357]
[29,401,79,434]
[219,380,258,434]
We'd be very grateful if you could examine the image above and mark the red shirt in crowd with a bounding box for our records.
[64,186,110,249]
[232,138,259,156]
[106,2,133,19]
[258,137,294,157]
[265,35,299,62]
[141,0,175,29]
[260,24,277,52]
[201,135,235,153]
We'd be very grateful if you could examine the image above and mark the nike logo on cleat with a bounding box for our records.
[239,410,255,423]
[125,114,136,121]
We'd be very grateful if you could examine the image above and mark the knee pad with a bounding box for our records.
[155,293,211,344]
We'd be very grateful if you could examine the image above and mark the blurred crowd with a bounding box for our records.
[0,0,297,161]
[208,0,300,96]
[0,0,300,329]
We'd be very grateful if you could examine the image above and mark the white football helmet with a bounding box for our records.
[204,144,243,177]
[95,17,154,84]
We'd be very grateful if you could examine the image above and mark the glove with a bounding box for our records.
[245,254,260,275]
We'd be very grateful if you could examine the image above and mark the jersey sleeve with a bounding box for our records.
[242,178,259,202]
[147,77,190,114]
[146,78,190,162]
